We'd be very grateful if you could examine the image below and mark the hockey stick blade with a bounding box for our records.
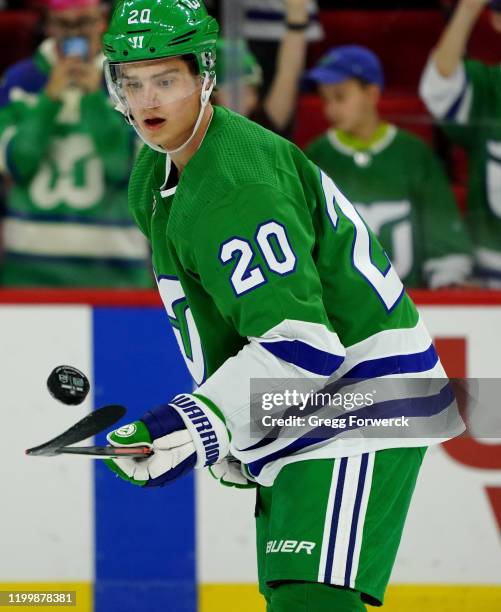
[56,445,153,458]
[26,404,127,457]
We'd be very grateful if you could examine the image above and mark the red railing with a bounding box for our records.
[0,288,500,306]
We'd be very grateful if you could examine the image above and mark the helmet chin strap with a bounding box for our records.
[128,74,215,157]
[167,75,214,155]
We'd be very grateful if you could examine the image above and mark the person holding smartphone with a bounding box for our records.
[45,0,104,98]
[0,0,152,288]
[420,0,501,287]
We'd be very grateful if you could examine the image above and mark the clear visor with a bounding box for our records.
[105,57,202,111]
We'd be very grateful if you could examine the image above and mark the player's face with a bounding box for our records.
[119,57,203,149]
[214,84,259,116]
[319,80,379,134]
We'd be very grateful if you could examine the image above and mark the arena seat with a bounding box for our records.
[311,10,448,94]
[294,94,433,150]
[0,11,39,74]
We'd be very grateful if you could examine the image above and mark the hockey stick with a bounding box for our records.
[25,404,152,458]
[56,445,153,458]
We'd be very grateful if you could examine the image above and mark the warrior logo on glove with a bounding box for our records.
[105,394,230,487]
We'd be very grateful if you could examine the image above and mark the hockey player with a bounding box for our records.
[420,0,501,286]
[305,45,472,289]
[102,1,460,610]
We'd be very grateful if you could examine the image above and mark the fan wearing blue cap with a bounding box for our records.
[304,45,385,138]
[304,45,473,289]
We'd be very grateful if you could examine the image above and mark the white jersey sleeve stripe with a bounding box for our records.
[197,318,346,421]
[336,316,433,377]
[419,57,472,123]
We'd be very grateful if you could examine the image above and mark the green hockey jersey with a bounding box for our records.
[129,105,458,486]
[305,125,472,288]
[0,39,152,287]
[420,57,501,284]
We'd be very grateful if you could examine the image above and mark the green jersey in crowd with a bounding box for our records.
[305,124,472,288]
[129,106,457,487]
[0,40,152,287]
[421,57,501,284]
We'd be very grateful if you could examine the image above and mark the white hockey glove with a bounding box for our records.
[209,455,256,489]
[104,393,230,487]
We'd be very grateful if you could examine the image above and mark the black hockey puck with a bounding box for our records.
[47,365,90,406]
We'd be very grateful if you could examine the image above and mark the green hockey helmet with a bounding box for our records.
[103,0,219,76]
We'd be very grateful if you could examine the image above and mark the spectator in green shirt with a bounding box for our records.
[305,45,472,289]
[0,0,152,287]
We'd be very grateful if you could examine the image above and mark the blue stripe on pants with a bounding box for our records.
[344,454,369,587]
[324,458,348,583]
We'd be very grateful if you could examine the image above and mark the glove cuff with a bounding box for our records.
[169,393,230,468]
[142,403,186,440]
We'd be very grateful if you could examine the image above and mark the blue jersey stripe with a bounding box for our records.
[344,343,438,379]
[246,382,455,477]
[260,339,344,376]
[474,264,501,280]
[445,77,470,121]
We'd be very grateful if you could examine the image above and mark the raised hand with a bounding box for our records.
[458,0,492,13]
[45,57,81,100]
[285,0,310,25]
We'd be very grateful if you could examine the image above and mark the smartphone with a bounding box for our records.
[62,36,90,60]
[490,0,501,13]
